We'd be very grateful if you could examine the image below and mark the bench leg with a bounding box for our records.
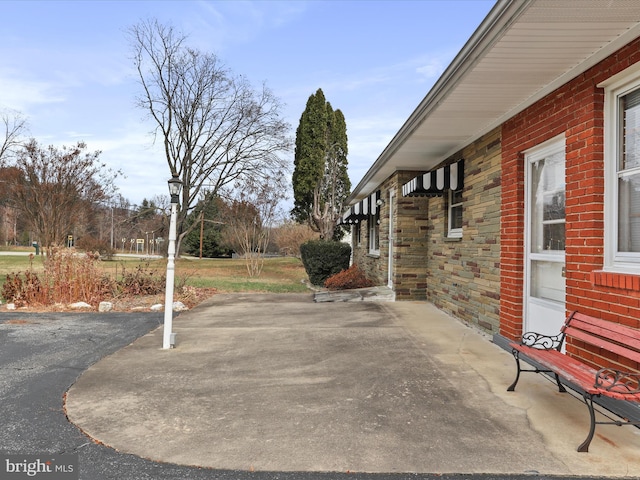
[578,393,596,453]
[507,349,567,393]
[554,373,567,393]
[507,349,521,391]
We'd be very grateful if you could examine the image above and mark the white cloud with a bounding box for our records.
[343,113,406,185]
[189,0,308,52]
[416,59,445,79]
[64,131,95,139]
[0,73,66,111]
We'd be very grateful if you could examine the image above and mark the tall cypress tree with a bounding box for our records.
[292,89,350,240]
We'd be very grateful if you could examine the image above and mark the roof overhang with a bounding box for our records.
[348,0,640,203]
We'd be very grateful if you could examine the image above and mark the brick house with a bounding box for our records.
[345,0,640,375]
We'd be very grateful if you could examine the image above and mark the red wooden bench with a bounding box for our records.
[507,311,640,452]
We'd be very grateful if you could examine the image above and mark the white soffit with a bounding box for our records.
[350,0,640,201]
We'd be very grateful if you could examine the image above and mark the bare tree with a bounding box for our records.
[272,220,319,257]
[222,176,287,277]
[0,167,26,246]
[8,140,121,249]
[128,19,291,255]
[0,109,28,167]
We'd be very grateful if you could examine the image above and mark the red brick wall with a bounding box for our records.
[501,38,640,348]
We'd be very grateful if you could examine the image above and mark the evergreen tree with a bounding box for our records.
[136,199,159,221]
[292,89,350,240]
[182,195,231,258]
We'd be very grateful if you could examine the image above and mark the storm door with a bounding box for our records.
[524,137,566,336]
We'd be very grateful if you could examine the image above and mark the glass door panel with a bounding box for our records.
[525,140,566,336]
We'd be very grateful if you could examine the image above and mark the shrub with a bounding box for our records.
[300,240,351,286]
[1,251,170,308]
[76,235,115,260]
[1,249,115,306]
[2,270,43,307]
[272,222,319,257]
[117,262,166,296]
[324,265,374,290]
[44,249,115,305]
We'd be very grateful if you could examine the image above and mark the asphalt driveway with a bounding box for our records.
[0,311,241,479]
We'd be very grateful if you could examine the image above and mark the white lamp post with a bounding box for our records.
[163,173,183,349]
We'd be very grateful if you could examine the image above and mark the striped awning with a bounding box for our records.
[402,159,464,197]
[339,190,381,224]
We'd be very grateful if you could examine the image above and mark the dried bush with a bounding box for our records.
[324,265,374,290]
[117,262,166,296]
[76,235,115,260]
[2,270,43,307]
[44,249,115,305]
[272,222,319,257]
[1,249,115,306]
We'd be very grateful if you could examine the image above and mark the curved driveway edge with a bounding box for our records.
[66,294,640,476]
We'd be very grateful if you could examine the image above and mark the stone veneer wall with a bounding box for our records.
[351,220,373,281]
[351,128,502,333]
[351,174,394,288]
[392,172,430,300]
[351,172,430,298]
[424,129,502,333]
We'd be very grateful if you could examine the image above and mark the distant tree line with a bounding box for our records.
[0,125,317,261]
[0,19,352,272]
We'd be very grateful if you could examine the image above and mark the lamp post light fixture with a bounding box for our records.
[163,173,183,349]
[168,173,182,203]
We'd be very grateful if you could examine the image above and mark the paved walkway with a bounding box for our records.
[65,294,640,476]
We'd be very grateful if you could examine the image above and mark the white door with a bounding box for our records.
[387,189,395,288]
[524,137,566,336]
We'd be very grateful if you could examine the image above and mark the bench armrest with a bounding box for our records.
[520,331,564,350]
[595,368,640,394]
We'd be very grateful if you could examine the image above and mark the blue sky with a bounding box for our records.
[0,0,495,207]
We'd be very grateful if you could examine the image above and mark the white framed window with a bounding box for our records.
[602,64,640,271]
[368,213,380,255]
[527,139,566,255]
[448,189,463,238]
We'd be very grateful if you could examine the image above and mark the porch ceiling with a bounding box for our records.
[350,0,640,202]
